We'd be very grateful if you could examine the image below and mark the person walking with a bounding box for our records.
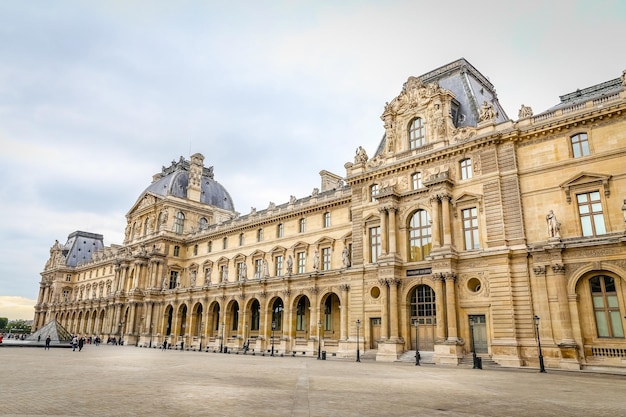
[45,335,51,350]
[72,335,78,351]
[78,336,85,352]
[162,339,167,351]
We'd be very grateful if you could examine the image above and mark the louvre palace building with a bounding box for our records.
[34,58,626,372]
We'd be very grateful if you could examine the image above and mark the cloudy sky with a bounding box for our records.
[1,0,624,320]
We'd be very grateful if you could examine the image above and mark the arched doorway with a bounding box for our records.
[409,284,436,350]
[321,293,340,344]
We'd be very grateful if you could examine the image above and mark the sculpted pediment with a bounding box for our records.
[559,172,611,203]
[127,192,163,216]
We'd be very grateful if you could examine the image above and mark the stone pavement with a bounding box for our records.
[1,345,625,416]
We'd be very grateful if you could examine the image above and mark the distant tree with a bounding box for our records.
[6,320,31,334]
[0,317,7,330]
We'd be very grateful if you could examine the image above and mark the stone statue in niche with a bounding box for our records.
[342,246,351,268]
[204,267,212,285]
[286,255,293,275]
[354,146,368,164]
[313,249,320,272]
[239,263,247,281]
[190,270,196,288]
[479,101,497,122]
[222,266,228,282]
[546,210,561,238]
[262,259,269,278]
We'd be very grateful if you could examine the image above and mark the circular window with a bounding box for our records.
[370,286,381,299]
[467,278,482,293]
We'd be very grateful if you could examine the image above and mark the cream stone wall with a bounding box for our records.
[34,60,626,372]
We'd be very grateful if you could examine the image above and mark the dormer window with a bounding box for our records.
[174,212,185,234]
[571,133,590,158]
[371,184,379,202]
[412,172,423,190]
[460,158,473,180]
[409,117,425,149]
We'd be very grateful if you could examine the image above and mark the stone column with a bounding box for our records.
[441,194,452,248]
[339,284,350,340]
[389,279,400,340]
[551,264,575,344]
[430,197,441,248]
[379,279,389,340]
[128,303,137,336]
[388,207,398,254]
[445,273,459,341]
[379,207,388,255]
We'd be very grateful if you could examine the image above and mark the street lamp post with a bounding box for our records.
[470,317,481,369]
[149,323,153,348]
[534,315,546,373]
[244,323,248,354]
[271,321,276,357]
[356,319,361,362]
[220,322,225,353]
[317,320,322,360]
[413,319,420,366]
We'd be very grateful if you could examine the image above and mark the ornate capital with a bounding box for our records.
[309,286,319,294]
[551,264,566,274]
[533,265,546,276]
[339,283,350,292]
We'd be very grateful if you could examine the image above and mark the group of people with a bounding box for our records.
[71,335,86,351]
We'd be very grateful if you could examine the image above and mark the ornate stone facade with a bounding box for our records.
[34,58,626,372]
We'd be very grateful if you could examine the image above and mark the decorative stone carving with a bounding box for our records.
[342,246,351,268]
[190,270,196,288]
[339,283,350,292]
[286,255,293,275]
[354,146,368,164]
[312,249,320,272]
[551,264,566,274]
[479,101,497,122]
[546,210,561,238]
[518,104,533,118]
[533,265,546,276]
[452,126,477,142]
[204,267,212,285]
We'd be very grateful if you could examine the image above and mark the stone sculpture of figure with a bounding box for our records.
[518,104,533,119]
[342,246,351,268]
[162,277,168,290]
[622,70,626,87]
[479,101,497,122]
[286,255,293,275]
[355,146,369,163]
[546,210,561,238]
[262,259,269,278]
[222,266,228,282]
[204,267,212,285]
[313,249,320,272]
[290,195,297,204]
[190,270,196,288]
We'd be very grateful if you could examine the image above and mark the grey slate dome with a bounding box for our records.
[144,156,235,211]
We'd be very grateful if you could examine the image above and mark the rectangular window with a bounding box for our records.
[173,245,180,256]
[323,212,331,228]
[237,262,245,280]
[577,191,606,236]
[369,226,381,263]
[239,233,245,246]
[193,244,198,256]
[297,252,306,274]
[275,255,283,277]
[169,271,178,289]
[412,172,423,190]
[254,259,262,279]
[322,247,331,271]
[299,218,306,233]
[460,159,473,180]
[223,237,228,250]
[208,241,212,253]
[571,133,590,158]
[462,208,480,250]
[277,223,284,238]
[371,184,379,202]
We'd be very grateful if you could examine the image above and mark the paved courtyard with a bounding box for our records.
[1,345,625,416]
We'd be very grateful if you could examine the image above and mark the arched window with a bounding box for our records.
[323,212,331,228]
[272,299,284,331]
[590,275,624,338]
[251,300,260,331]
[222,237,228,250]
[277,223,284,238]
[257,229,263,242]
[410,285,436,325]
[198,217,208,231]
[409,117,425,149]
[571,133,590,158]
[409,210,432,261]
[239,233,245,246]
[299,218,306,233]
[174,212,185,234]
[296,298,307,331]
[143,217,149,236]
